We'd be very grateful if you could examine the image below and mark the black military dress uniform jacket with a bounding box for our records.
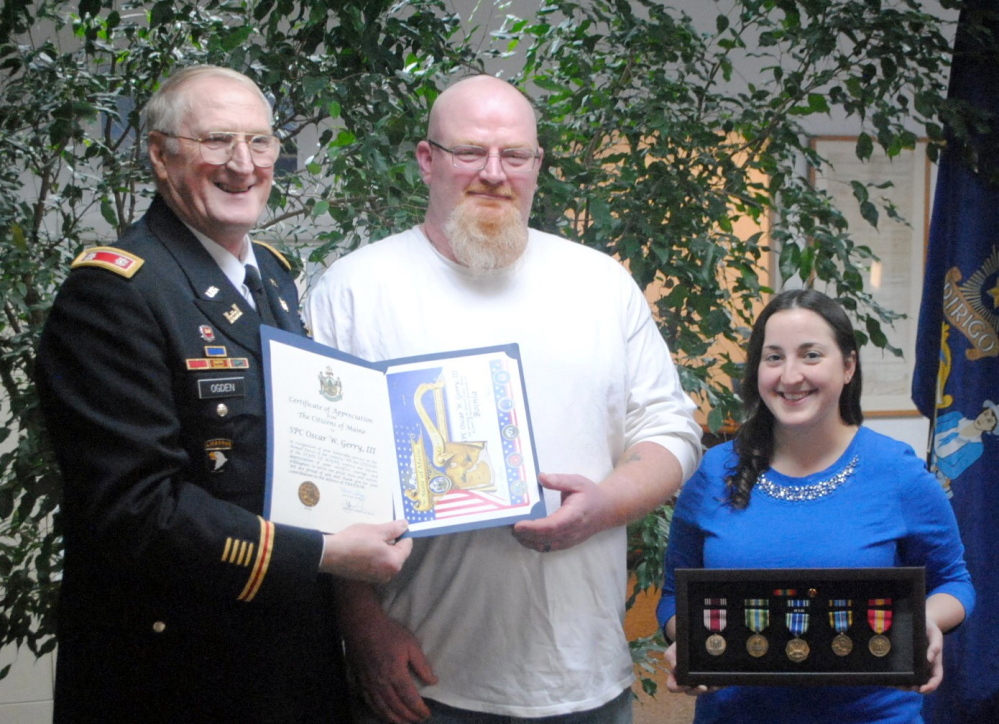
[37,197,349,723]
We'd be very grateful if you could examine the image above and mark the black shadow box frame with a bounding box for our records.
[675,567,926,687]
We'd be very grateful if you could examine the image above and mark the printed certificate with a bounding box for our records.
[261,327,545,537]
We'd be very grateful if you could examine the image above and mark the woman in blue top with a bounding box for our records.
[657,289,974,724]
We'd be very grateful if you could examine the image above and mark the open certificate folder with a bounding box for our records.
[261,327,546,537]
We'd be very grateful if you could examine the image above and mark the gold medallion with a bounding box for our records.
[298,481,321,507]
[831,633,853,656]
[746,633,769,658]
[786,637,810,662]
[869,634,891,657]
[705,633,727,656]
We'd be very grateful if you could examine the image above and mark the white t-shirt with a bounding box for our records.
[306,226,701,716]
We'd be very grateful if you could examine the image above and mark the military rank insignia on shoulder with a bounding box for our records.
[252,240,292,271]
[71,246,145,278]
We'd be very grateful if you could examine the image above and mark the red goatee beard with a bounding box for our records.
[443,197,528,276]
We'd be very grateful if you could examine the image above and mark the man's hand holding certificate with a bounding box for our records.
[261,327,546,537]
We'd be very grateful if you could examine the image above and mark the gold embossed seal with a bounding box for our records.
[298,481,320,507]
[746,633,769,658]
[869,634,891,657]
[705,633,727,656]
[786,637,810,662]
[832,633,854,656]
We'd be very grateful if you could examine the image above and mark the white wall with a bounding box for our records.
[0,399,55,719]
[0,648,54,723]
[867,415,931,460]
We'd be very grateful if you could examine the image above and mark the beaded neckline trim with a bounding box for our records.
[755,456,859,502]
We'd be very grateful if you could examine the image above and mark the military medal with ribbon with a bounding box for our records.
[744,599,770,658]
[828,599,854,656]
[867,598,893,657]
[785,599,811,662]
[704,598,728,656]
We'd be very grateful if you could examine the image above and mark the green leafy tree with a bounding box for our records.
[0,0,475,677]
[505,0,972,693]
[2,0,991,695]
[516,0,961,429]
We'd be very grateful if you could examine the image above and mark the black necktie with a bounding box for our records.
[244,264,278,327]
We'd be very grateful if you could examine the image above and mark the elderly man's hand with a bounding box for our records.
[345,610,437,724]
[320,520,412,583]
[512,472,612,552]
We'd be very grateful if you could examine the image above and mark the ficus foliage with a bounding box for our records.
[1,0,988,692]
[0,0,479,679]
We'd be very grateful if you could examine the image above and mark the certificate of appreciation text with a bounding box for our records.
[261,327,545,537]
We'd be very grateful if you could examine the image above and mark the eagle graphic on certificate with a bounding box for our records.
[405,379,496,512]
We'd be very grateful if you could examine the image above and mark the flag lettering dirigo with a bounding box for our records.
[912,3,999,721]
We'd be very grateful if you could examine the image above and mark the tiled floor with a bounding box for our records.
[0,645,54,724]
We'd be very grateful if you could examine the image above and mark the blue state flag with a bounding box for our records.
[912,2,999,721]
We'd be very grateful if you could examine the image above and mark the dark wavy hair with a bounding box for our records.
[727,289,864,508]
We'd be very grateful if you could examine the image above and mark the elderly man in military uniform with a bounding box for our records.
[37,65,411,723]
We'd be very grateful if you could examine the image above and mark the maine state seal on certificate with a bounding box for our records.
[318,366,343,402]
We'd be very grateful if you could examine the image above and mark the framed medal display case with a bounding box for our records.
[674,567,927,687]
